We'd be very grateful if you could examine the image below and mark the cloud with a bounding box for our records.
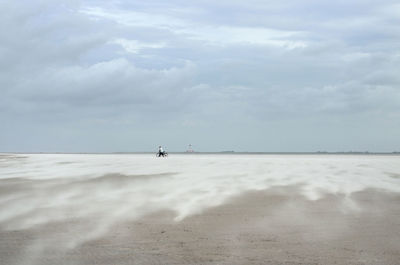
[4,58,197,119]
[80,6,186,29]
[1,0,400,152]
[81,6,308,49]
[110,38,166,53]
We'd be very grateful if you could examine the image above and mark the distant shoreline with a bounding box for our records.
[1,152,400,155]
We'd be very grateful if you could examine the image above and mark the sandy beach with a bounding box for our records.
[1,154,399,265]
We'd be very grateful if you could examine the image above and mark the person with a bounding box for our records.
[158,146,164,157]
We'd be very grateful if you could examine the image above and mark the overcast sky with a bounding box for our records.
[1,0,400,152]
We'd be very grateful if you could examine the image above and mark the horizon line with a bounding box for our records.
[1,151,400,155]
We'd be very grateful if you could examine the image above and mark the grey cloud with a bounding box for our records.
[1,0,400,152]
[5,59,197,119]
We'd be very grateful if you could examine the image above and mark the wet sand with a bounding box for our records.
[1,187,399,265]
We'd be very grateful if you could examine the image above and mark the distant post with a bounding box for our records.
[186,144,194,153]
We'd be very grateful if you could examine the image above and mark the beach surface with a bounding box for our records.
[0,154,399,264]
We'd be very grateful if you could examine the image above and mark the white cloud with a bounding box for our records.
[177,26,308,48]
[81,6,308,49]
[80,6,186,29]
[110,38,166,53]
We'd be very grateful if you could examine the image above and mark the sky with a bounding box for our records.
[1,0,399,152]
